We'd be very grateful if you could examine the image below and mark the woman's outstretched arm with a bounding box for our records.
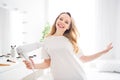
[80,43,113,63]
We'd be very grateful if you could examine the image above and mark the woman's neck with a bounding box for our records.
[53,33,63,36]
[53,31,64,36]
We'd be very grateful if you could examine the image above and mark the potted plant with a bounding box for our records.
[40,22,50,42]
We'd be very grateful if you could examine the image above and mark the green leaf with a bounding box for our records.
[40,22,50,42]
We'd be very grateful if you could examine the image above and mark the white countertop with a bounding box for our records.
[0,57,44,80]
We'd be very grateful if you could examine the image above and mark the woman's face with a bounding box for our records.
[56,14,71,33]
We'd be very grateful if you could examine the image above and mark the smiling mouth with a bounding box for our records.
[58,24,64,28]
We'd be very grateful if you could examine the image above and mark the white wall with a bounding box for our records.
[115,0,120,59]
[22,0,47,44]
[96,0,118,60]
[0,7,2,54]
[0,7,11,54]
[9,10,24,47]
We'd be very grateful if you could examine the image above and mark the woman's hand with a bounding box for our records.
[103,42,113,53]
[23,58,35,69]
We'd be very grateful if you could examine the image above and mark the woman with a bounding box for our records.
[23,12,113,80]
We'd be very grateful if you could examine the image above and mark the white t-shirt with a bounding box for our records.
[41,36,87,80]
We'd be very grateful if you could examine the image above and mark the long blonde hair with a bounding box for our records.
[47,12,80,53]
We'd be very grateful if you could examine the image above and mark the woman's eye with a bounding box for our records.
[59,18,63,21]
[65,21,69,24]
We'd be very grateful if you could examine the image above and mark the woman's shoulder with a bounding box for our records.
[43,35,53,41]
[45,35,53,39]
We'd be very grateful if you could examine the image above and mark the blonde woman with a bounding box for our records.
[23,12,113,80]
